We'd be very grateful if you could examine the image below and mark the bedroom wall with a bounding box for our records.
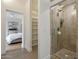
[6,12,22,35]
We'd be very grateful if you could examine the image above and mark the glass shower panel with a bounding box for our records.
[50,0,77,59]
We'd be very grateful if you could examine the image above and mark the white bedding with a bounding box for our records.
[6,33,22,44]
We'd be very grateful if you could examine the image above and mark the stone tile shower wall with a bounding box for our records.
[60,4,77,52]
[50,2,77,55]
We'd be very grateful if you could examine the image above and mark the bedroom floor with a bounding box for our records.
[6,43,21,51]
[2,46,38,59]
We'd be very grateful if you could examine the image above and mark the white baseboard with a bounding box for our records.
[38,55,50,59]
[43,55,50,59]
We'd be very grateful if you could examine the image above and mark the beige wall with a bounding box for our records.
[1,0,30,54]
[38,0,51,59]
[4,0,26,12]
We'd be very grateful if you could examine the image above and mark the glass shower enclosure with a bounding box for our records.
[50,0,77,59]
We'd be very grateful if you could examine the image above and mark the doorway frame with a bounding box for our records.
[5,9,25,51]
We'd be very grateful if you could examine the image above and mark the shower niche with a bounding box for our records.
[50,0,77,59]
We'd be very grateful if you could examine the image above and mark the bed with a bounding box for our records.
[6,33,22,44]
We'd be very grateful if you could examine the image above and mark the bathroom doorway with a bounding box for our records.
[5,10,24,51]
[50,0,78,59]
